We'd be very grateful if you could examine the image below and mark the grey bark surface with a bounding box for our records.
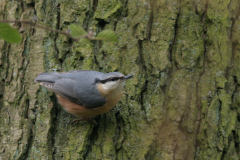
[0,0,240,160]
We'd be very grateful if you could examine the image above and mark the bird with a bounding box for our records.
[34,70,133,124]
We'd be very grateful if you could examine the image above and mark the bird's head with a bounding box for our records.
[96,72,133,95]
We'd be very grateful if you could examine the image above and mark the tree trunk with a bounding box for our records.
[1,0,240,159]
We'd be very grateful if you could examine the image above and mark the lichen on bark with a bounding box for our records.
[1,0,240,160]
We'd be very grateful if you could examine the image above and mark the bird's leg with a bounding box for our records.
[69,117,97,125]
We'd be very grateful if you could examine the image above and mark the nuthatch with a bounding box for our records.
[35,70,133,123]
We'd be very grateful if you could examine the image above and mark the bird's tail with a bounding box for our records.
[34,72,60,83]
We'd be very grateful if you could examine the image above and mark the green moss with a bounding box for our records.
[94,1,122,21]
[94,3,122,21]
[64,124,94,159]
[2,0,240,159]
[174,7,204,69]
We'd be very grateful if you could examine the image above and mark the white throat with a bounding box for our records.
[101,81,126,92]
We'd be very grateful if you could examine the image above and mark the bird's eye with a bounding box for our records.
[110,77,118,81]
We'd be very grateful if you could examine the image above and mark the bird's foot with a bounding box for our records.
[69,117,97,125]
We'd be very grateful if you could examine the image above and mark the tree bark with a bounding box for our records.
[1,0,240,159]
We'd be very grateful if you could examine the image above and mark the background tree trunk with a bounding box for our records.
[1,0,240,159]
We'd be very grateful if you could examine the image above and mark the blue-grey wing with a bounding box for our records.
[53,78,82,106]
[67,70,89,73]
[54,78,106,108]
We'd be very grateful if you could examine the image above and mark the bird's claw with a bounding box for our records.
[69,117,97,125]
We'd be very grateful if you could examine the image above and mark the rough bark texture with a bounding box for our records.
[0,0,240,159]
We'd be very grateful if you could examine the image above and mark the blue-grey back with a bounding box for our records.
[35,70,106,108]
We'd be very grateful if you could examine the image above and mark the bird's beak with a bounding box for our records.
[124,75,133,80]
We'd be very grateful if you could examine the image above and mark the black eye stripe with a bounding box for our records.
[98,77,122,83]
[110,77,119,81]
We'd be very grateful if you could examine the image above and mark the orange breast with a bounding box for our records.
[56,90,121,118]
